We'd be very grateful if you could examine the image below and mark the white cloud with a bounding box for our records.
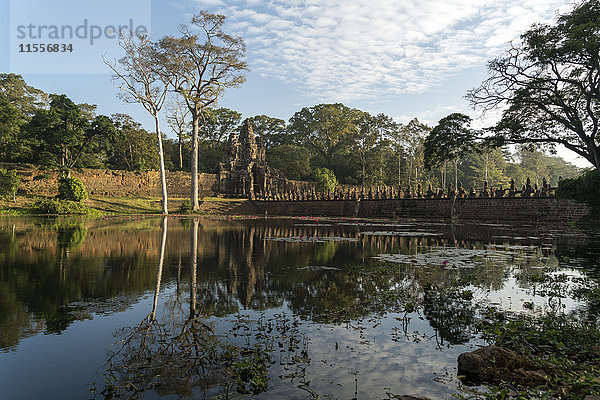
[192,0,572,103]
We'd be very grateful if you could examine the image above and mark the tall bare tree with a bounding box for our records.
[104,33,169,214]
[158,11,248,210]
[167,97,190,170]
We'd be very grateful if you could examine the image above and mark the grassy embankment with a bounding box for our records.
[0,194,253,216]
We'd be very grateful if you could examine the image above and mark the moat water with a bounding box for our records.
[0,216,598,399]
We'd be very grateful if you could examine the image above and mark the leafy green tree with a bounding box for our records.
[557,169,600,210]
[389,118,430,187]
[354,113,398,187]
[517,147,580,186]
[0,74,43,162]
[0,94,29,162]
[543,155,581,185]
[197,140,228,173]
[105,114,160,171]
[0,168,20,202]
[80,115,116,168]
[267,145,311,180]
[424,113,477,188]
[463,148,508,188]
[0,73,47,115]
[355,112,381,187]
[27,94,104,170]
[166,97,190,170]
[314,167,338,193]
[248,115,287,149]
[200,107,242,149]
[468,0,600,171]
[505,163,526,188]
[157,11,248,211]
[288,103,361,174]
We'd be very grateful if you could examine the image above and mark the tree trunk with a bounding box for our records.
[61,144,66,167]
[484,152,489,183]
[398,155,401,187]
[454,158,458,189]
[155,115,169,215]
[442,161,447,188]
[361,153,366,188]
[129,143,134,170]
[178,134,183,170]
[191,114,200,211]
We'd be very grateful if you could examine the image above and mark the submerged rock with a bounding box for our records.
[457,345,546,386]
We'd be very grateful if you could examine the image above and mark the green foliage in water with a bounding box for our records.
[470,309,600,399]
[231,346,270,395]
[58,225,87,250]
[58,177,88,202]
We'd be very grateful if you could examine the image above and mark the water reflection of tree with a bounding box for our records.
[96,218,281,399]
[98,217,229,398]
[57,223,87,250]
[0,220,174,350]
[0,227,39,349]
[422,283,476,345]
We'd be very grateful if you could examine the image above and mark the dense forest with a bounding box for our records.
[0,73,581,190]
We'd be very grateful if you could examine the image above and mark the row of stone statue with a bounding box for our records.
[254,178,554,201]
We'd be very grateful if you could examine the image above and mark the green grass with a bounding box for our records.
[1,194,250,216]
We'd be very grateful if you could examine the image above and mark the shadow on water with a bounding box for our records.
[0,217,599,398]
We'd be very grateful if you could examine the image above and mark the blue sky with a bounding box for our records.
[1,0,589,167]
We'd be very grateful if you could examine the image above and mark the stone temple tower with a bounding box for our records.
[218,119,284,198]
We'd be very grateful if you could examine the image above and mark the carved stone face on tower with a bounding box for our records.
[239,119,257,162]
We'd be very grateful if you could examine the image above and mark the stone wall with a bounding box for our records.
[2,164,218,198]
[2,163,589,223]
[253,197,589,223]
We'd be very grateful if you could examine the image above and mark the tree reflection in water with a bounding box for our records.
[95,218,297,399]
[97,217,230,398]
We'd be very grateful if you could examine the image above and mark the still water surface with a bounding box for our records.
[0,216,598,399]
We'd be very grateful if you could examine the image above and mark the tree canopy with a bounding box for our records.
[468,0,600,171]
[27,94,106,169]
[424,113,477,170]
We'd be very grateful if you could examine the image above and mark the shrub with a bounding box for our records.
[177,199,193,214]
[58,177,88,202]
[34,198,98,216]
